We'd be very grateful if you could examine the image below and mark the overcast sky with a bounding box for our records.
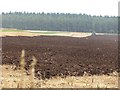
[0,0,119,16]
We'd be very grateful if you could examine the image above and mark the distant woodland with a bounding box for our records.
[1,12,118,33]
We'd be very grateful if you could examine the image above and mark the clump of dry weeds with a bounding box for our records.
[18,49,38,88]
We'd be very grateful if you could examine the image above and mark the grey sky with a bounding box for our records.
[0,0,119,16]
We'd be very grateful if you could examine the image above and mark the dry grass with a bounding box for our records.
[1,65,118,88]
[0,50,119,88]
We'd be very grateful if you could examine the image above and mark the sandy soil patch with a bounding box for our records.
[52,32,91,37]
[0,32,41,37]
[0,31,92,38]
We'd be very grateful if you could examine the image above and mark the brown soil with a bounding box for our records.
[2,35,118,79]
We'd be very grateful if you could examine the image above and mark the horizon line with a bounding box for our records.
[1,11,118,17]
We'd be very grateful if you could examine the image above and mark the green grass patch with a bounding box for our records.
[36,31,57,34]
[1,29,25,32]
[29,30,70,35]
[29,30,61,35]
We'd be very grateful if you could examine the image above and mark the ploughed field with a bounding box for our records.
[2,35,118,79]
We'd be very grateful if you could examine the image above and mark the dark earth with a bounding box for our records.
[2,35,119,79]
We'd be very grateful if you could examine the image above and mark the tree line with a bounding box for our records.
[1,12,118,33]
